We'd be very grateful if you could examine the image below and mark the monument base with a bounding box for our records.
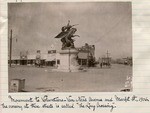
[53,49,83,72]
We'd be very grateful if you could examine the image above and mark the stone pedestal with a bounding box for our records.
[56,49,81,72]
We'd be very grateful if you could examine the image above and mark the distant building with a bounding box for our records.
[99,56,111,68]
[9,43,95,67]
[9,50,60,67]
[10,55,20,65]
[76,43,95,66]
[27,54,36,65]
[46,50,57,66]
[123,57,132,66]
[116,57,132,66]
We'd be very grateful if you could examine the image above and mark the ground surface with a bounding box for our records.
[8,64,132,92]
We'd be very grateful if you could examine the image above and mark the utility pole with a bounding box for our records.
[9,29,12,67]
[69,48,71,72]
[86,44,89,68]
[106,50,111,65]
[106,50,109,58]
[106,50,110,62]
[87,50,89,67]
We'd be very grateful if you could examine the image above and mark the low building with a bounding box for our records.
[116,57,132,66]
[123,57,132,66]
[77,43,95,67]
[9,44,95,67]
[27,54,36,65]
[46,50,58,66]
[10,55,20,65]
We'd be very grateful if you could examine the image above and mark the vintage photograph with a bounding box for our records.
[8,2,132,92]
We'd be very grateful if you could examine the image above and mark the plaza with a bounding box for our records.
[8,64,132,92]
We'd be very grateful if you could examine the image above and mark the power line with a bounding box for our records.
[93,14,129,44]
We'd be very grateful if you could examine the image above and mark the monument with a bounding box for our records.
[54,20,81,72]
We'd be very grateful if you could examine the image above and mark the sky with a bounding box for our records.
[8,2,132,59]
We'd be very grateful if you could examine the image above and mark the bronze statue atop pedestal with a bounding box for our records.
[55,20,79,49]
